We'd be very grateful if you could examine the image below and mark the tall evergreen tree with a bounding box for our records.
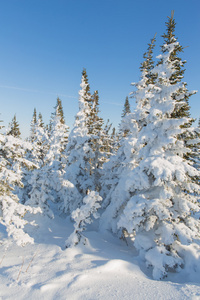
[87,90,105,191]
[33,101,71,215]
[20,115,49,205]
[61,71,94,213]
[47,102,69,162]
[100,32,200,280]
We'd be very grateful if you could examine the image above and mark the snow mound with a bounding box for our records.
[0,215,200,300]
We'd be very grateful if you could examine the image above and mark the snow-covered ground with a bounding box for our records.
[0,214,200,300]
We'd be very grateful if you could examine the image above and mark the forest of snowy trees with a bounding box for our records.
[0,12,200,280]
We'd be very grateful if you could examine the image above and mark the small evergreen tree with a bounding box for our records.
[22,117,49,207]
[35,101,70,213]
[7,114,21,138]
[66,191,102,247]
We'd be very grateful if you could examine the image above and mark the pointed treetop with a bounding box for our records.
[140,33,156,73]
[30,108,37,142]
[7,114,21,138]
[33,108,37,124]
[160,10,185,85]
[38,112,44,128]
[121,96,131,118]
[82,68,91,96]
[159,11,195,126]
[55,97,65,124]
[162,10,176,45]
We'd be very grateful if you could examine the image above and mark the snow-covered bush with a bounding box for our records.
[27,166,54,219]
[66,191,102,247]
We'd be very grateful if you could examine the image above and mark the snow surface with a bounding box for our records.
[0,214,200,300]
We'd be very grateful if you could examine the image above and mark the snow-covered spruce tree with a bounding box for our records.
[61,71,95,213]
[19,110,39,204]
[100,113,138,209]
[48,97,69,139]
[87,90,105,191]
[7,114,21,138]
[25,116,52,216]
[80,72,109,188]
[19,108,44,203]
[100,37,156,209]
[47,98,69,163]
[0,127,40,245]
[103,40,200,280]
[35,100,70,215]
[26,102,69,218]
[66,191,102,247]
[29,115,49,166]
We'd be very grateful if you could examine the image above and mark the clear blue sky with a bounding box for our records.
[0,0,199,138]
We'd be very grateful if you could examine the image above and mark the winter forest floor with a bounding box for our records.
[0,213,200,300]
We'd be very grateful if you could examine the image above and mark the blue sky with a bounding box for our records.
[0,0,199,138]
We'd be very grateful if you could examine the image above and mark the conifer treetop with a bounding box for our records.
[140,33,157,85]
[159,11,196,130]
[55,97,65,124]
[7,114,21,138]
[121,96,131,118]
[82,68,91,95]
[38,112,44,128]
[33,108,37,124]
[160,10,185,84]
